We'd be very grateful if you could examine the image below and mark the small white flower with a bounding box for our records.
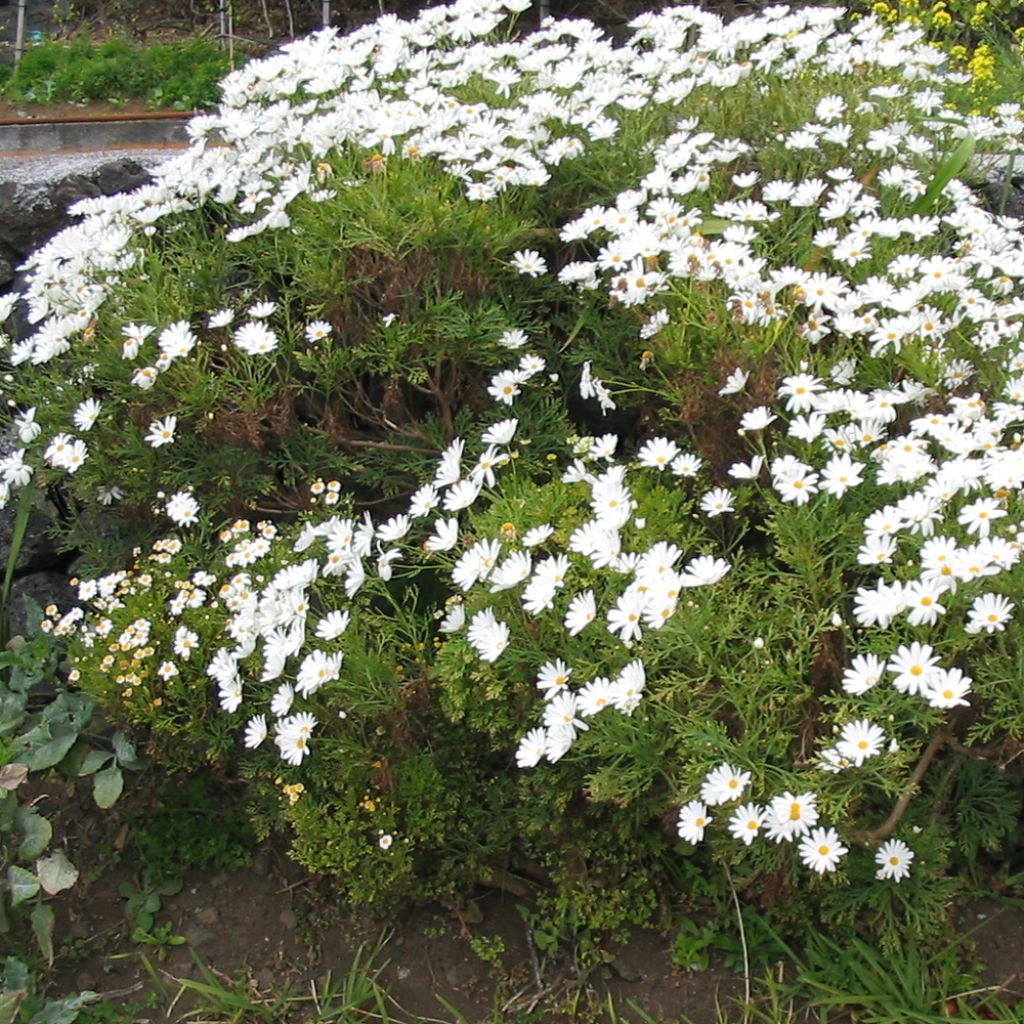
[510,249,547,277]
[799,827,847,874]
[719,368,749,395]
[145,415,177,448]
[165,491,200,526]
[875,839,914,882]
[208,308,235,328]
[244,715,268,749]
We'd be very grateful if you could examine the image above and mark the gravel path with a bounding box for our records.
[0,143,184,184]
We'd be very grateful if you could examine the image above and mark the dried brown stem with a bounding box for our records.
[852,729,948,848]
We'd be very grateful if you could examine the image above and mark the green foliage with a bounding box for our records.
[117,877,185,959]
[0,36,229,109]
[130,774,256,884]
[75,728,145,810]
[1,957,96,1024]
[0,602,138,967]
[11,0,1024,975]
[795,932,998,1023]
[0,615,84,964]
[170,942,392,1024]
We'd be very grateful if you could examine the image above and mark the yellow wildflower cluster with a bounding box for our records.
[281,782,305,805]
[868,0,1006,41]
[864,0,1018,113]
[968,42,997,91]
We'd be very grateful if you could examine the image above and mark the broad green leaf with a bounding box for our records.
[0,990,27,1024]
[0,694,28,736]
[36,852,78,896]
[28,991,98,1024]
[3,956,30,991]
[30,902,54,966]
[93,766,124,809]
[111,732,136,766]
[23,731,77,772]
[14,807,51,861]
[694,216,729,235]
[20,596,44,638]
[77,750,110,777]
[8,865,40,906]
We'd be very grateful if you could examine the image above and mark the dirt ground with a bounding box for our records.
[35,774,751,1024]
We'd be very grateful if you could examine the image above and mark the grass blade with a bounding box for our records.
[0,481,34,647]
[911,134,975,215]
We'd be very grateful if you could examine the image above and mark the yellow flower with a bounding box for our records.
[282,783,305,805]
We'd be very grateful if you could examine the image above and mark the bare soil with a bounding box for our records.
[33,774,751,1024]
[0,98,165,121]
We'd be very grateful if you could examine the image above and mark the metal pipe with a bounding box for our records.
[0,111,193,127]
[218,0,228,52]
[14,0,27,65]
[323,1,331,29]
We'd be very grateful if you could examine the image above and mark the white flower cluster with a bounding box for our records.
[677,770,913,880]
[30,0,1024,887]
[669,342,1024,876]
[2,0,1021,513]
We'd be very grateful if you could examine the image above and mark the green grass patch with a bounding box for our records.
[0,36,231,109]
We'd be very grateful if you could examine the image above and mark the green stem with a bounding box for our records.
[998,154,1016,217]
[1,481,36,648]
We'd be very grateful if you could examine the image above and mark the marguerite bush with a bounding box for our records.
[8,0,1024,950]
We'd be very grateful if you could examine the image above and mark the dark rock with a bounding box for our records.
[6,571,75,638]
[979,179,1024,222]
[0,161,153,260]
[0,182,59,256]
[0,243,15,288]
[0,176,98,256]
[52,173,103,212]
[443,959,484,991]
[94,159,152,196]
[0,500,66,576]
[196,906,219,926]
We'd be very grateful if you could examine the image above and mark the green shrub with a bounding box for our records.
[0,36,229,108]
[8,0,1024,955]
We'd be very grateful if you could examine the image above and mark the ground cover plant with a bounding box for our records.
[2,0,1024,978]
[0,36,230,109]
